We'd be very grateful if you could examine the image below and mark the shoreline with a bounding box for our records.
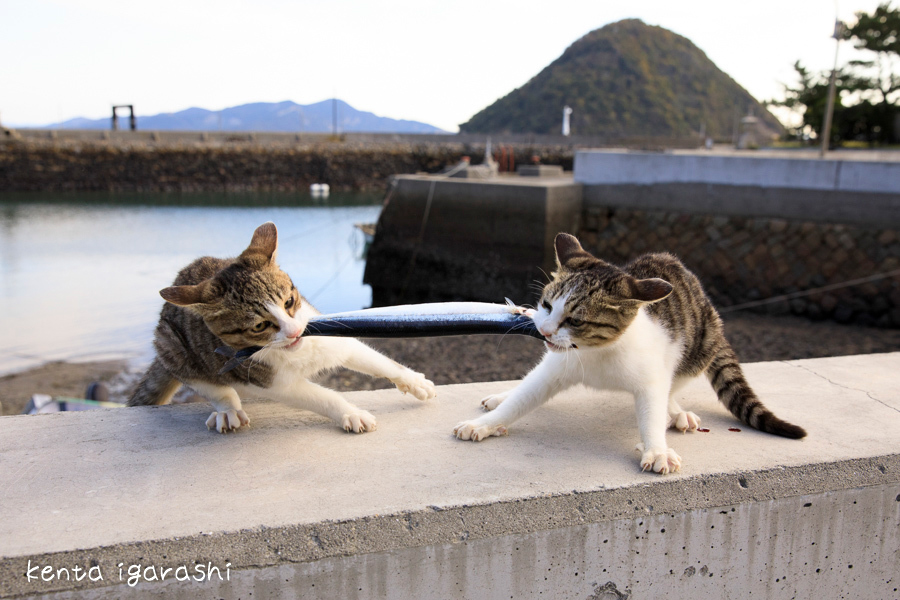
[2,311,898,417]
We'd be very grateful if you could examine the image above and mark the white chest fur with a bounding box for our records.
[545,308,683,394]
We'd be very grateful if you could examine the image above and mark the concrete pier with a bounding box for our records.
[1,352,898,599]
[363,174,582,307]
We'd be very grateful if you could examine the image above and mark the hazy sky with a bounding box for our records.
[0,0,888,132]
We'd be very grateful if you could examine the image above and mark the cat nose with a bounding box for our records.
[283,325,303,339]
[538,325,555,337]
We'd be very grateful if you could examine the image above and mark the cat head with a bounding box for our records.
[533,233,672,351]
[159,222,314,351]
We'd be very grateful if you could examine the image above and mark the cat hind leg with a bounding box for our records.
[667,397,701,433]
[480,390,510,411]
[190,381,250,433]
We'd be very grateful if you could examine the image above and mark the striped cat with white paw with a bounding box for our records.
[454,233,805,474]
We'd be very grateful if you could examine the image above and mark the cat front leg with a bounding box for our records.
[333,339,436,401]
[634,387,682,474]
[455,355,574,441]
[189,381,250,433]
[267,380,377,433]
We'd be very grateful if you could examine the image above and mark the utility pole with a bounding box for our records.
[332,97,337,137]
[820,19,844,158]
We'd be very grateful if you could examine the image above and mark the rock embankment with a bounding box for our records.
[0,137,575,193]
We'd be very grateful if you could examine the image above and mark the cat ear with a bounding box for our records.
[554,233,598,270]
[629,278,673,303]
[241,222,278,263]
[160,284,206,306]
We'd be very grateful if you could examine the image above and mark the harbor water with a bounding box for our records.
[0,191,383,375]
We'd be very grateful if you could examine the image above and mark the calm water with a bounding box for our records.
[0,191,383,375]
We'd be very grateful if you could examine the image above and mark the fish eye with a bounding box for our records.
[252,321,271,333]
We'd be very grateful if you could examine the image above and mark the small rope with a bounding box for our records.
[306,253,357,304]
[398,160,470,296]
[718,268,900,314]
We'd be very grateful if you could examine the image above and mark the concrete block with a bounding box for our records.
[363,175,582,306]
[1,352,898,599]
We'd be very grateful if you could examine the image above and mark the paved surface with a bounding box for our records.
[1,352,898,597]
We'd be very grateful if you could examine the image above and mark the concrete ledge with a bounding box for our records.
[574,151,900,228]
[1,352,899,598]
[574,150,900,194]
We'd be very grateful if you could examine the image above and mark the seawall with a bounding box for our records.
[1,353,898,599]
[364,150,900,326]
[0,134,576,193]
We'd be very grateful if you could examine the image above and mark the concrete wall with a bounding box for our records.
[1,353,899,599]
[574,149,900,194]
[572,151,900,325]
[363,175,582,306]
[579,206,900,326]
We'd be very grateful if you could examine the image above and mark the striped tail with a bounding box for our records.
[706,344,807,439]
[128,359,181,406]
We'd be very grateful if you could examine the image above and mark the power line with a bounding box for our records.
[718,268,900,314]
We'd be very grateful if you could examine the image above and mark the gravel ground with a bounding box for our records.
[3,312,896,416]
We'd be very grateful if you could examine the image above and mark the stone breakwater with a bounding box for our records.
[579,207,900,327]
[0,139,574,193]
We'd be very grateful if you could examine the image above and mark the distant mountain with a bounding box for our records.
[46,100,447,134]
[460,19,782,138]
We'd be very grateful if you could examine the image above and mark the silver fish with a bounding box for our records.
[215,302,543,374]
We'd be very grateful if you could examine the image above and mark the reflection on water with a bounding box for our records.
[0,191,383,375]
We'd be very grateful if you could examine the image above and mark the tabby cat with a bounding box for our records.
[129,222,436,432]
[454,233,805,474]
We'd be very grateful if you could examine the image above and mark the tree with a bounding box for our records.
[843,2,900,105]
[769,62,850,141]
[772,3,900,144]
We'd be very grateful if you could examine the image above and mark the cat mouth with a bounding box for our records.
[544,340,576,352]
[283,337,303,350]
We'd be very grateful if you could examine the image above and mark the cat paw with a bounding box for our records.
[635,443,682,475]
[393,371,436,401]
[514,307,536,318]
[453,420,508,441]
[670,411,701,433]
[480,392,509,411]
[205,409,250,433]
[342,410,377,433]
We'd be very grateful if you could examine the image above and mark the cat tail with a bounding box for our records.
[705,343,807,439]
[128,359,181,406]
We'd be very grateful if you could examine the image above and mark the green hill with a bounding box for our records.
[459,19,782,138]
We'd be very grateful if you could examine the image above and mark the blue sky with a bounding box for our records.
[0,0,887,132]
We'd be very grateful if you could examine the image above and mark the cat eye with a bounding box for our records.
[252,321,272,333]
[284,295,295,310]
[541,300,552,312]
[566,317,584,327]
